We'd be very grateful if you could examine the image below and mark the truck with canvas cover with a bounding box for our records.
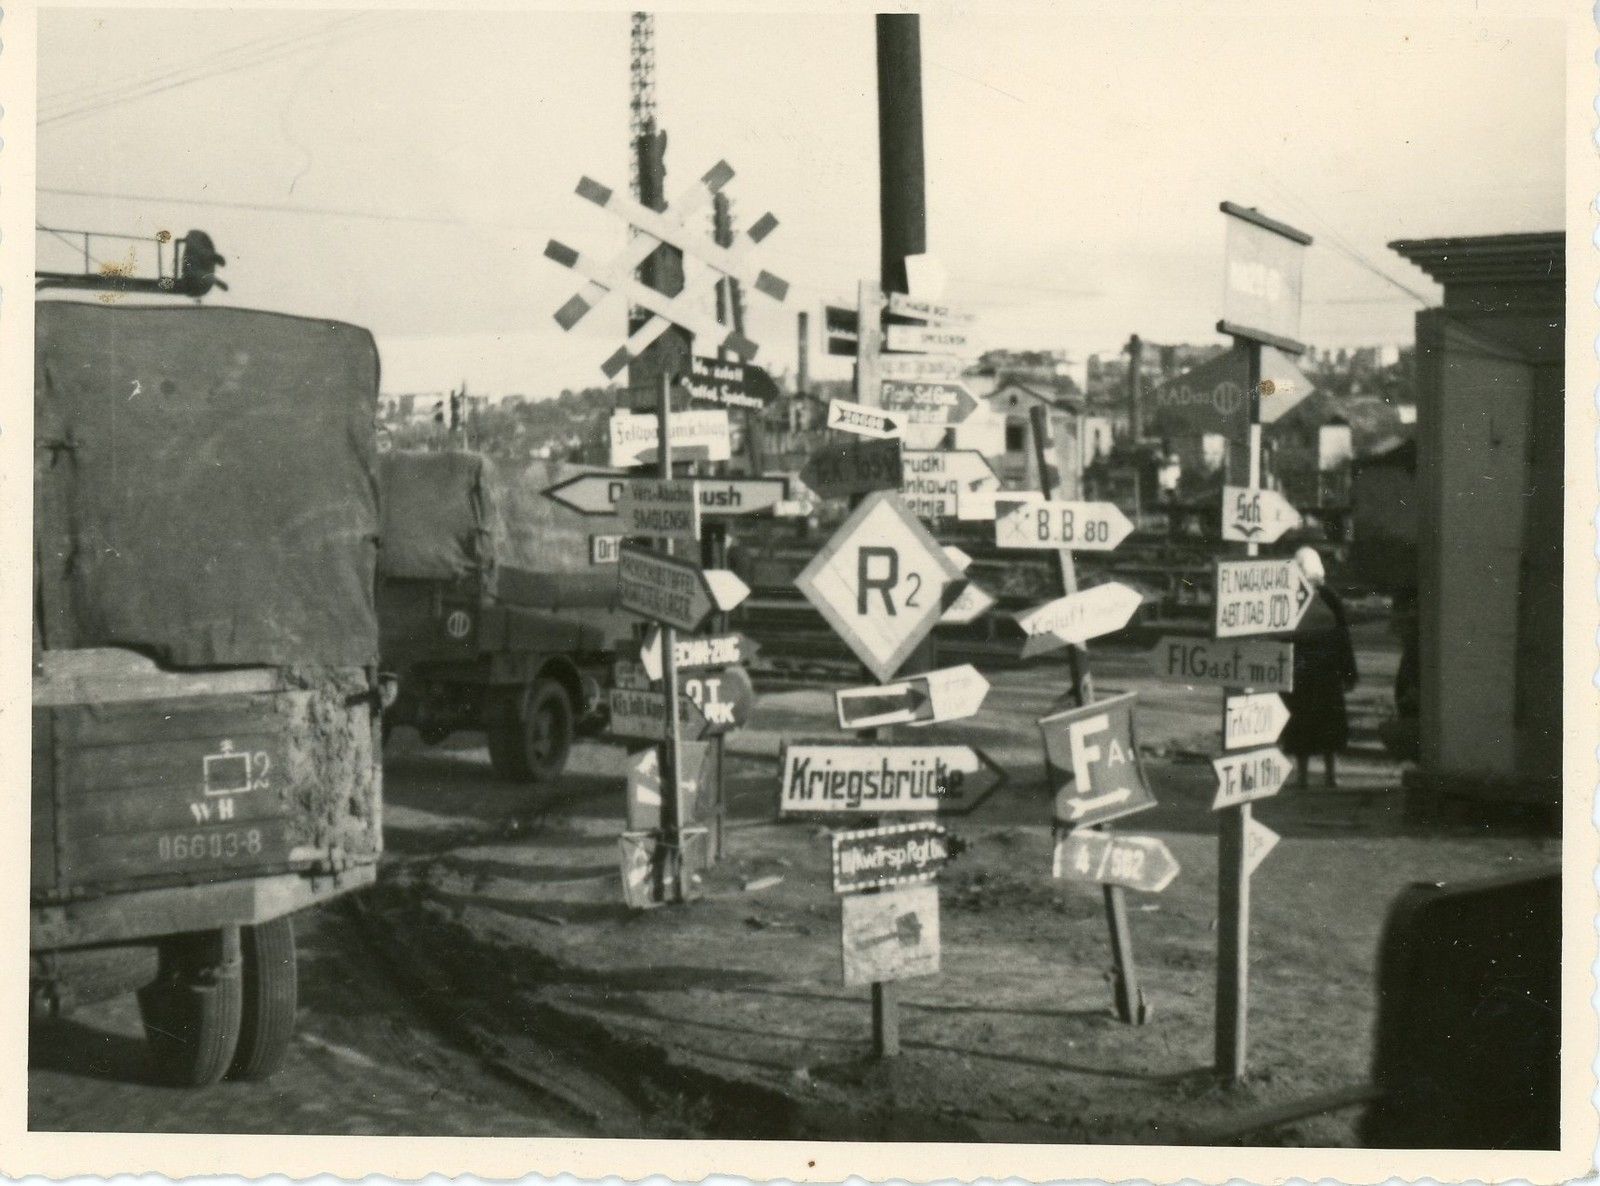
[31,301,384,1087]
[377,449,620,781]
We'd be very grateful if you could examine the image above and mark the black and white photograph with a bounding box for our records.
[4,2,1592,1180]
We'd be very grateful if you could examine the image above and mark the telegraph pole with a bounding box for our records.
[876,15,926,295]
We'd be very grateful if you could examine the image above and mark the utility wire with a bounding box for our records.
[39,14,366,113]
[41,14,385,130]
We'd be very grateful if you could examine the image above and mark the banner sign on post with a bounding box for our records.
[1038,692,1158,828]
[1053,832,1180,894]
[1220,200,1311,347]
[778,742,1005,816]
[1213,557,1315,638]
[1147,636,1294,692]
[831,823,958,894]
[841,884,940,988]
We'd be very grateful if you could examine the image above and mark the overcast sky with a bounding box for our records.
[36,3,1564,397]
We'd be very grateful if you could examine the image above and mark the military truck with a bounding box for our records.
[31,301,384,1086]
[376,450,621,781]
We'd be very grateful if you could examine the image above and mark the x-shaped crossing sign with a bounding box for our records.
[545,160,788,378]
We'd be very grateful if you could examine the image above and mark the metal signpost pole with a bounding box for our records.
[1216,340,1262,1081]
[656,372,689,904]
[1030,405,1146,1025]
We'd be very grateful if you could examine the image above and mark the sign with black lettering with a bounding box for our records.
[778,742,1004,816]
[794,490,966,682]
[1147,636,1294,692]
[1213,557,1315,639]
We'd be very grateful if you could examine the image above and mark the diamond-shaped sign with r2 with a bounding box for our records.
[795,491,966,683]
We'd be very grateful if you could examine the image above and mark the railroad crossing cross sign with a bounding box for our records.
[1039,691,1158,828]
[1213,556,1315,639]
[795,490,967,682]
[545,160,788,378]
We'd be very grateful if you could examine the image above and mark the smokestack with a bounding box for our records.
[1126,333,1144,441]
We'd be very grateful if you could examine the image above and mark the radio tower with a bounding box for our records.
[629,13,657,202]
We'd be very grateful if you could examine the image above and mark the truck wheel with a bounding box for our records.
[226,915,297,1081]
[137,928,243,1087]
[487,688,532,781]
[521,677,574,782]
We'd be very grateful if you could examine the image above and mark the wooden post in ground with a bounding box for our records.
[1214,338,1263,1081]
[1030,404,1148,1025]
[655,372,690,904]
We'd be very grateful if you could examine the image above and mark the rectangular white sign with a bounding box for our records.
[608,409,731,467]
[885,323,976,356]
[1213,558,1314,639]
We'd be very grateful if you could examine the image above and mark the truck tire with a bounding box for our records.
[136,928,243,1088]
[486,688,533,781]
[226,915,297,1081]
[521,677,574,782]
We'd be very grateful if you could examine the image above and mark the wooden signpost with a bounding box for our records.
[1213,200,1312,1084]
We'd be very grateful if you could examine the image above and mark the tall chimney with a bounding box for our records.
[1126,333,1144,441]
[797,311,810,395]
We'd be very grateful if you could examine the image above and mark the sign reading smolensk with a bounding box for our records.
[995,500,1135,552]
[779,742,1005,816]
[1221,486,1302,544]
[831,822,959,894]
[1148,636,1294,692]
[1211,745,1291,810]
[794,490,966,683]
[616,478,700,542]
[1214,557,1315,639]
[1016,582,1142,658]
[617,543,749,632]
[1038,692,1157,828]
[1053,832,1179,894]
[1223,691,1290,750]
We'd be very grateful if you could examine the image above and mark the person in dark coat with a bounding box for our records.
[1281,546,1358,788]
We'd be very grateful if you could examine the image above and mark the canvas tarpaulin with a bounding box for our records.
[34,302,380,668]
[377,450,503,580]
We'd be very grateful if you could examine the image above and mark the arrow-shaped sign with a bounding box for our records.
[1221,486,1303,544]
[937,544,996,626]
[994,500,1136,552]
[618,543,749,632]
[616,478,700,543]
[877,353,965,381]
[1016,582,1143,658]
[1224,691,1291,750]
[800,437,903,500]
[640,626,760,682]
[1147,636,1295,692]
[885,292,975,324]
[779,742,1006,816]
[1053,832,1180,894]
[1214,557,1316,639]
[1243,816,1281,878]
[885,323,976,356]
[827,398,902,440]
[880,380,979,428]
[543,472,789,518]
[608,685,712,742]
[1211,745,1292,810]
[835,664,991,730]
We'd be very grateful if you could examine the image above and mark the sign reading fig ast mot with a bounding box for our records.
[779,742,1005,816]
[617,543,749,633]
[831,822,959,894]
[795,490,967,683]
[1039,691,1158,828]
[1214,557,1315,639]
[1148,636,1294,692]
[835,664,990,730]
[1221,486,1302,544]
[995,500,1135,552]
[1054,832,1180,895]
